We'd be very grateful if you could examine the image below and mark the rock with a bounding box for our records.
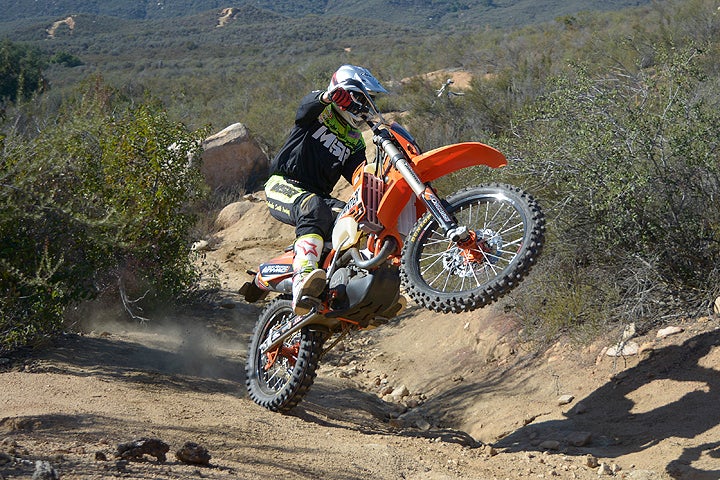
[200,123,268,191]
[379,386,393,396]
[398,411,431,431]
[116,437,169,462]
[606,341,639,357]
[215,201,254,230]
[714,296,720,315]
[32,460,58,480]
[414,418,431,431]
[539,440,560,450]
[405,398,420,408]
[390,385,409,398]
[565,431,591,447]
[191,240,210,252]
[598,462,614,475]
[656,326,683,339]
[176,442,211,466]
[558,394,574,406]
[585,454,599,468]
[95,451,108,461]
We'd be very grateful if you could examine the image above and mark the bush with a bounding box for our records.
[50,51,83,68]
[0,39,46,104]
[505,46,720,330]
[0,77,208,352]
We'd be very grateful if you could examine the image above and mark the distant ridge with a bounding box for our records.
[0,0,651,30]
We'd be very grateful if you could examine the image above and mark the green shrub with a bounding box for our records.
[0,39,46,104]
[50,51,83,68]
[0,77,208,352]
[505,46,720,328]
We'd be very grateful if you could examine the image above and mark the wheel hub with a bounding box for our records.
[442,228,503,277]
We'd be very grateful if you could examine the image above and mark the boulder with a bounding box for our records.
[116,437,169,462]
[175,441,211,465]
[215,201,254,230]
[200,123,268,191]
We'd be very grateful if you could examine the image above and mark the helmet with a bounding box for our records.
[328,65,387,127]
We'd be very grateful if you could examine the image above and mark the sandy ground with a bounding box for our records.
[1,196,719,480]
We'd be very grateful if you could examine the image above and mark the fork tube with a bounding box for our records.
[378,135,459,234]
[378,135,425,195]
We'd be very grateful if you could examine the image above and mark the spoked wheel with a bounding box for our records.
[245,296,324,412]
[401,184,545,313]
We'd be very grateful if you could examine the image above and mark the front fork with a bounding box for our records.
[375,132,469,243]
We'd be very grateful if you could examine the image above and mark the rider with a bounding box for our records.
[264,65,387,315]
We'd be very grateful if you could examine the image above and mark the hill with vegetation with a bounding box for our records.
[0,0,650,28]
[1,0,719,352]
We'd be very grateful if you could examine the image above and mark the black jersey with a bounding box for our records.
[269,91,366,196]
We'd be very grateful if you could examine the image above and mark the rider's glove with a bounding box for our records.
[330,87,352,110]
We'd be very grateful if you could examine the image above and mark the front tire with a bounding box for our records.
[401,184,545,313]
[245,297,324,412]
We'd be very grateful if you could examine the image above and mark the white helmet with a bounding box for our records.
[328,65,387,127]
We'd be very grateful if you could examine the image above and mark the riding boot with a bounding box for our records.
[291,233,326,315]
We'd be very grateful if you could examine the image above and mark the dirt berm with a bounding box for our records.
[1,194,718,479]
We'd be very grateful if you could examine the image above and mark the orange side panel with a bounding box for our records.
[267,250,294,265]
[376,142,507,229]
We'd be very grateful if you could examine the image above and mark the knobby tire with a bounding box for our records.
[401,184,545,313]
[245,296,324,412]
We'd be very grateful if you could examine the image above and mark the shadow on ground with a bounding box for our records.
[494,330,720,479]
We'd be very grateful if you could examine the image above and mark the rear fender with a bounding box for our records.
[377,142,507,230]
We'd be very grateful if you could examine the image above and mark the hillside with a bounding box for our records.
[0,0,651,29]
[1,192,718,480]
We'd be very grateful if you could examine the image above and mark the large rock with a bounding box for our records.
[201,123,268,191]
[215,199,254,230]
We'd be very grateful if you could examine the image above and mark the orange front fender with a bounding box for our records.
[376,142,507,229]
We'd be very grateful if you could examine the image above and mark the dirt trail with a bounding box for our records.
[1,197,719,480]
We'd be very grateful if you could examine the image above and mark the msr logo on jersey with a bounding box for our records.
[312,125,351,162]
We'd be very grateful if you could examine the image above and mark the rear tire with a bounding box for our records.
[245,296,324,412]
[401,184,544,313]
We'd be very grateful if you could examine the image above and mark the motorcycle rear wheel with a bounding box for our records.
[245,296,324,412]
[401,184,545,313]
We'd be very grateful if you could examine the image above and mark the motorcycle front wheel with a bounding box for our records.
[245,296,324,412]
[401,184,545,313]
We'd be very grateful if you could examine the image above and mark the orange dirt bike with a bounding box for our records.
[240,96,545,412]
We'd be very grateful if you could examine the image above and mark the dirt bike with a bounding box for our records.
[240,95,545,413]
